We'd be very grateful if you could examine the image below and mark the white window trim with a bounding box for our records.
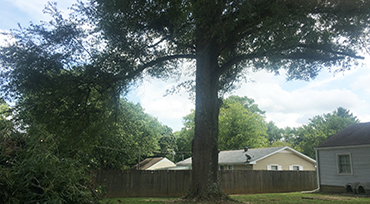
[267,164,282,170]
[289,165,303,171]
[336,153,353,175]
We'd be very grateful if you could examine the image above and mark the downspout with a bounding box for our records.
[301,148,320,193]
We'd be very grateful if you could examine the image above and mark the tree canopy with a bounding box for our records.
[2,0,370,201]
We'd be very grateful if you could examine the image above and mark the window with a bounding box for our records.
[219,165,233,170]
[289,165,303,170]
[271,165,278,170]
[267,164,281,170]
[338,154,352,174]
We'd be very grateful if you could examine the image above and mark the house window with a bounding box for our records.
[219,165,233,170]
[267,164,281,170]
[338,154,352,174]
[289,165,303,171]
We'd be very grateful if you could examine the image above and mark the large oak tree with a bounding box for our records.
[87,0,370,200]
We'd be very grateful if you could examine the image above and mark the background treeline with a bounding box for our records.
[173,95,359,161]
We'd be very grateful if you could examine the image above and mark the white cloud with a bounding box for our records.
[2,0,80,30]
[7,0,75,15]
[233,68,370,128]
[351,73,370,95]
[130,79,194,131]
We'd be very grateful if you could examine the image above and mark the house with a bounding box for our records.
[131,157,176,170]
[316,122,370,194]
[175,146,316,171]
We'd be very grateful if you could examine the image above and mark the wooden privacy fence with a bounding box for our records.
[95,170,317,197]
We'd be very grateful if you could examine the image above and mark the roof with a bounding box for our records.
[131,157,165,170]
[317,122,370,148]
[176,146,315,166]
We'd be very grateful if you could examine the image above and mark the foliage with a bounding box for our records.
[0,2,170,168]
[0,3,124,154]
[265,121,284,145]
[0,103,102,204]
[0,3,174,202]
[295,107,360,158]
[175,96,268,155]
[157,126,177,161]
[88,99,167,169]
[174,110,195,162]
[218,96,268,150]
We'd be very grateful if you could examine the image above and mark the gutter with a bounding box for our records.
[301,148,320,193]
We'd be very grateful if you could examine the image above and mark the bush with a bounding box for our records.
[0,133,102,204]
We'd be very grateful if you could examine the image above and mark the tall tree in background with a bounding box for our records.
[175,96,267,154]
[174,110,195,162]
[88,99,167,170]
[295,107,360,158]
[265,121,284,145]
[218,96,267,150]
[88,0,370,200]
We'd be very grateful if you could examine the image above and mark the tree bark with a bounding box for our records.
[183,1,232,201]
[185,38,229,201]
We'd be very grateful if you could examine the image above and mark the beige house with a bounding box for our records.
[176,146,316,171]
[131,157,176,170]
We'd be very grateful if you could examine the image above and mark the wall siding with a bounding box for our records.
[253,150,316,171]
[318,146,370,187]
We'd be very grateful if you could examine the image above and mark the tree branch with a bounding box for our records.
[296,44,365,60]
[218,44,364,77]
[127,54,196,79]
[217,52,267,76]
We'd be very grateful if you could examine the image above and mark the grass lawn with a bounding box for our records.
[103,192,370,203]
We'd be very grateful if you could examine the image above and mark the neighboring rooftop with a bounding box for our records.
[317,122,370,148]
[131,157,165,170]
[177,146,313,166]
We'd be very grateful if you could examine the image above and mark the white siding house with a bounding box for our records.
[316,122,370,194]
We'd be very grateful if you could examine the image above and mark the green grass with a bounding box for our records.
[233,192,369,203]
[103,192,370,204]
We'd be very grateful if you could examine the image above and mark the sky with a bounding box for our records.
[1,0,370,132]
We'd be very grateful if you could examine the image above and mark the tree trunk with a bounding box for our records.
[185,40,229,201]
[183,2,231,201]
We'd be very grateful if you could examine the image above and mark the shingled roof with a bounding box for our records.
[317,122,370,148]
[176,146,315,166]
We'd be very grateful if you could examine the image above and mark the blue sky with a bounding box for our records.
[1,0,370,131]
